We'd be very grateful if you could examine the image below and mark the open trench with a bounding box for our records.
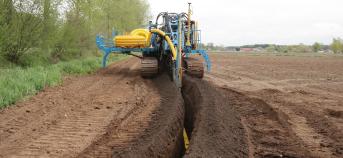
[106,75,249,157]
[111,74,249,157]
[85,57,343,157]
[180,76,249,157]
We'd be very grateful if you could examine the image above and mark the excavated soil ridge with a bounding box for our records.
[78,74,185,158]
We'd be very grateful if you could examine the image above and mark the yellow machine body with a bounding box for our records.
[114,29,152,48]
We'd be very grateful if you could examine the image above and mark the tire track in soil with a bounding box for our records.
[0,59,133,144]
[304,111,343,157]
[218,87,315,158]
[0,58,140,157]
[78,74,185,158]
[0,58,184,158]
[245,89,343,158]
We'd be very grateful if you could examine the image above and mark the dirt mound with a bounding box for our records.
[182,76,249,157]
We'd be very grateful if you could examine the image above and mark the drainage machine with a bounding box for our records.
[96,3,211,88]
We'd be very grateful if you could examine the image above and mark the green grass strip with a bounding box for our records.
[0,55,128,108]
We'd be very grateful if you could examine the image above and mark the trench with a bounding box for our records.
[177,76,250,157]
[181,78,200,143]
[179,76,203,157]
[110,74,245,157]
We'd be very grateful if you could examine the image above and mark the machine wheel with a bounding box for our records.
[141,57,158,77]
[184,58,204,78]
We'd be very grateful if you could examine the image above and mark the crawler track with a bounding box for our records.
[184,58,204,78]
[141,57,159,77]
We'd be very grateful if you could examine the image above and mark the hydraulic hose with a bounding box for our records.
[150,29,177,61]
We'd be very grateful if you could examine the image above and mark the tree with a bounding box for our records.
[41,0,59,49]
[265,45,276,52]
[331,38,343,54]
[312,42,322,52]
[0,0,15,57]
[0,0,14,24]
[0,0,150,64]
[0,0,43,63]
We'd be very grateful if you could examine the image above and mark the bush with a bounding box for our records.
[0,55,13,68]
[17,49,50,67]
[331,38,343,54]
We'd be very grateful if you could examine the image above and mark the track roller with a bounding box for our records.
[141,57,158,77]
[184,58,204,78]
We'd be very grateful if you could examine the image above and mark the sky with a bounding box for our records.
[147,0,343,46]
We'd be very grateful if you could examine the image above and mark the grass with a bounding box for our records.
[0,54,128,108]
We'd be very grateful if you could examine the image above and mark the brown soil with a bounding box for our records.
[206,53,343,158]
[182,76,249,157]
[1,53,342,158]
[0,58,184,158]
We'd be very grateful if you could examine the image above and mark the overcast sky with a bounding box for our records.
[147,0,343,46]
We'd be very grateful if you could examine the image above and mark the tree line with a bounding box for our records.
[0,0,149,66]
[204,38,343,53]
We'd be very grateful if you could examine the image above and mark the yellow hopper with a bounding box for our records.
[114,29,151,48]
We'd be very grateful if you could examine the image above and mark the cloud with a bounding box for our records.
[148,0,343,45]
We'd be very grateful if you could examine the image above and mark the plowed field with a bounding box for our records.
[1,53,342,158]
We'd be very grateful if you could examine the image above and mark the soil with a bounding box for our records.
[0,58,184,158]
[206,53,343,158]
[1,53,342,158]
[182,76,249,158]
